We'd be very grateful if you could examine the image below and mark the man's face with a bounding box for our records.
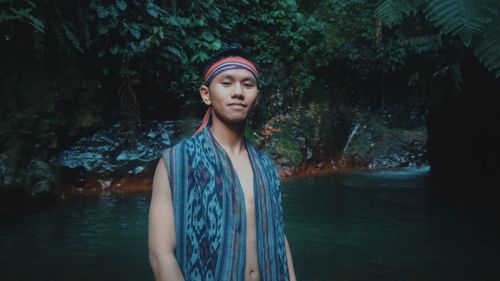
[201,68,259,124]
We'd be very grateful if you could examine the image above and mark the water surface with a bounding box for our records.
[284,167,500,281]
[1,167,499,281]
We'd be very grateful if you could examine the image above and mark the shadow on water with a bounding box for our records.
[0,192,154,281]
[282,167,500,281]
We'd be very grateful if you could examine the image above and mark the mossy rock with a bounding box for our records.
[267,123,303,166]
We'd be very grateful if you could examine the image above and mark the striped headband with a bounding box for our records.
[204,56,259,86]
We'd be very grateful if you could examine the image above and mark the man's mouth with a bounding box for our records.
[228,102,246,107]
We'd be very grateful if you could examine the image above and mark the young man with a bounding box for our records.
[148,45,296,281]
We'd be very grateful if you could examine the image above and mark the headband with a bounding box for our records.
[195,56,259,135]
[203,56,259,86]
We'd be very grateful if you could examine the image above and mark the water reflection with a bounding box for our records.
[0,193,153,281]
[1,167,499,281]
[283,167,500,281]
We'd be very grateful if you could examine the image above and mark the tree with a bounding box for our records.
[375,0,500,78]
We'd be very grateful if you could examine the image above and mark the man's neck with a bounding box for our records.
[210,116,246,155]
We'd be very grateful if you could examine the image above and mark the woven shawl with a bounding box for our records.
[162,126,289,281]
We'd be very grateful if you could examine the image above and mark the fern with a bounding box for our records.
[425,0,500,47]
[403,34,442,54]
[375,0,426,27]
[376,0,500,78]
[62,22,84,54]
[53,4,84,54]
[3,7,45,32]
[474,15,500,78]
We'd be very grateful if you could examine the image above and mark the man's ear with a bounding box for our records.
[199,85,212,106]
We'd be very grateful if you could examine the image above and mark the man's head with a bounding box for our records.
[196,44,260,134]
[202,44,259,87]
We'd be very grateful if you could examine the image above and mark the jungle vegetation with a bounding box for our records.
[1,0,499,197]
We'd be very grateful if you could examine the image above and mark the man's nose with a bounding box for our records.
[231,82,244,98]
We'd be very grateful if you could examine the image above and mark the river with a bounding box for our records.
[1,167,499,281]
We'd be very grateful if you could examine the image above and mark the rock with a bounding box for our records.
[51,119,183,179]
[341,113,427,169]
[17,160,59,200]
[278,165,294,178]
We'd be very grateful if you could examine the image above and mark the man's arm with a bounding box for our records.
[285,236,297,281]
[148,159,184,281]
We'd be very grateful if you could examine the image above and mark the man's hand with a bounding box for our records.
[285,236,297,281]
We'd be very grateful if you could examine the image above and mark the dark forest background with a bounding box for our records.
[1,0,499,206]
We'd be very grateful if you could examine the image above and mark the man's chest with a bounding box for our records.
[229,153,255,203]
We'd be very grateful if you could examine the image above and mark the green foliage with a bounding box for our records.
[375,0,425,27]
[424,0,499,47]
[274,127,303,166]
[403,34,442,55]
[262,119,303,166]
[89,0,190,81]
[474,15,500,77]
[260,100,346,165]
[291,101,344,160]
[376,0,500,77]
[0,0,45,32]
[300,0,386,103]
[3,0,384,109]
[3,0,499,196]
[0,61,101,193]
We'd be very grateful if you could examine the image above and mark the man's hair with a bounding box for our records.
[202,43,259,75]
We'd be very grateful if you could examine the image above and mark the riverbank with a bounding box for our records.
[55,161,430,200]
[0,104,428,204]
[53,166,342,199]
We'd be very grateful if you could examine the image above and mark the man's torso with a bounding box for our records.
[164,129,289,280]
[228,149,260,281]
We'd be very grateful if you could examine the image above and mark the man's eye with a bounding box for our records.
[221,81,231,86]
[244,83,255,88]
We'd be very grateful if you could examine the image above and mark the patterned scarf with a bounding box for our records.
[162,126,289,281]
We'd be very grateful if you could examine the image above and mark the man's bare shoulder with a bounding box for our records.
[152,157,170,197]
[154,136,195,191]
